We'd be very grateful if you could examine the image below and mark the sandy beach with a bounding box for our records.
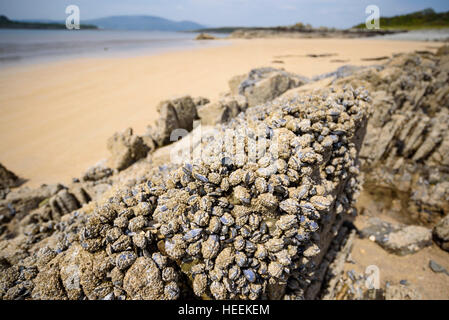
[0,38,436,187]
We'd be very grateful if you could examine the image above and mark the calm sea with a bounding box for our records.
[0,29,228,66]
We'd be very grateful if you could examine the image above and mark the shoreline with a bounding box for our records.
[0,29,229,70]
[0,37,436,188]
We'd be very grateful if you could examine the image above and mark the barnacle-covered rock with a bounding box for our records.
[124,257,172,299]
[0,64,372,300]
[31,266,67,300]
[147,85,370,299]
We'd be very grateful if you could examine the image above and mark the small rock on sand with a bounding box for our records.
[361,218,432,256]
[107,127,150,171]
[436,45,449,56]
[385,283,422,300]
[429,260,449,276]
[149,95,199,147]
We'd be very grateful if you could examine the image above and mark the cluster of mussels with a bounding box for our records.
[16,86,369,300]
[151,86,369,299]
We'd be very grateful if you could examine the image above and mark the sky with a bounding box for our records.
[1,0,448,28]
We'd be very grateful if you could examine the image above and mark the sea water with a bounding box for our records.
[0,29,227,66]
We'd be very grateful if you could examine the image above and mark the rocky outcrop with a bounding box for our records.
[433,215,449,251]
[0,184,63,223]
[148,95,199,147]
[0,163,19,199]
[229,28,402,40]
[193,96,210,107]
[48,189,82,219]
[0,178,114,242]
[197,94,248,125]
[328,50,449,225]
[229,68,308,107]
[310,226,358,300]
[313,65,378,81]
[436,45,449,56]
[0,85,370,300]
[107,127,150,171]
[82,164,113,182]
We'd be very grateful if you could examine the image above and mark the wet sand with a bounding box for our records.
[0,38,434,187]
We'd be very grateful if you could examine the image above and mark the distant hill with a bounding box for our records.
[0,15,97,29]
[85,15,204,31]
[353,8,449,30]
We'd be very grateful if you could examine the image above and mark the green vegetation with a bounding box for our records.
[353,8,449,30]
[291,22,313,30]
[0,15,98,30]
[196,8,449,33]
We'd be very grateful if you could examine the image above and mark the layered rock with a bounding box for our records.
[433,215,449,251]
[363,53,447,225]
[0,178,113,241]
[278,48,449,300]
[300,50,449,226]
[0,184,63,225]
